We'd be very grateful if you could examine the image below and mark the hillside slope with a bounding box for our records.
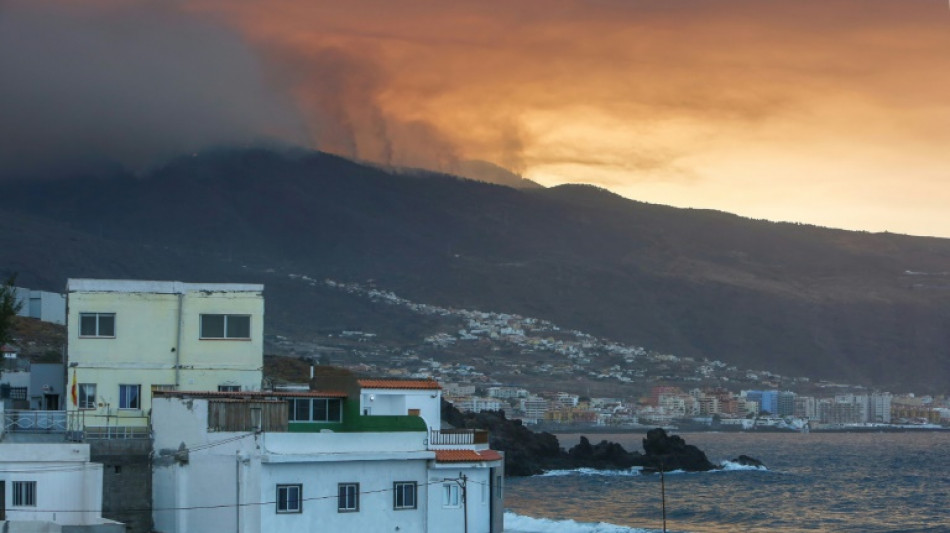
[2,148,949,391]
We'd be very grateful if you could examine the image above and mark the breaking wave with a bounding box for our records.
[504,512,658,533]
[718,459,769,471]
[539,467,643,477]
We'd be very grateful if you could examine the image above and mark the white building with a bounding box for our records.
[0,439,123,531]
[14,287,66,325]
[66,279,264,434]
[151,378,504,533]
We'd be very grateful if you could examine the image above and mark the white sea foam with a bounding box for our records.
[719,459,768,471]
[539,467,643,477]
[504,512,657,533]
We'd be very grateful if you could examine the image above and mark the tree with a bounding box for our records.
[0,273,24,347]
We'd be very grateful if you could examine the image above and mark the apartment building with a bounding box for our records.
[66,279,264,434]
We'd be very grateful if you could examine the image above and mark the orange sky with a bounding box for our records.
[7,1,950,237]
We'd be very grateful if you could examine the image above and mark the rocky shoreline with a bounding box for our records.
[442,402,763,476]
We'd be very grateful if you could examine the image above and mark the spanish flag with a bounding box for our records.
[70,368,78,406]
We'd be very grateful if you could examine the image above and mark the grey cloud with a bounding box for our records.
[0,1,308,178]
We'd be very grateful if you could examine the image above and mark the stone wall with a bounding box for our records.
[89,440,152,533]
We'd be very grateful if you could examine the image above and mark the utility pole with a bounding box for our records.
[445,473,469,533]
[660,461,667,533]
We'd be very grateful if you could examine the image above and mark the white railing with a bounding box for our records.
[429,429,489,446]
[3,410,68,432]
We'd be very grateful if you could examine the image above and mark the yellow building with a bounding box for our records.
[66,279,264,434]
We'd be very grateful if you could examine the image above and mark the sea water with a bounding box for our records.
[504,431,950,533]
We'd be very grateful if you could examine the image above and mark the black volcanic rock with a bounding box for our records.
[443,401,723,476]
[730,454,766,469]
[640,427,715,472]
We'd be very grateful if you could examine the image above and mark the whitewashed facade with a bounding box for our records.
[0,442,122,530]
[151,381,504,533]
[66,279,264,432]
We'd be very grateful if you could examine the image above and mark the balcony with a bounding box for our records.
[66,411,151,440]
[3,409,67,433]
[429,429,490,449]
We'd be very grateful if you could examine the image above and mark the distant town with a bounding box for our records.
[271,275,950,432]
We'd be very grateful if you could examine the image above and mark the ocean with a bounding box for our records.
[503,431,950,533]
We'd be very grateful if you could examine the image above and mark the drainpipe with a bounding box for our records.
[462,473,468,533]
[174,292,183,388]
[236,453,242,533]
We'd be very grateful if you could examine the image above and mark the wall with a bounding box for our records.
[29,364,65,411]
[89,440,152,533]
[66,280,264,425]
[427,465,496,533]
[14,288,66,325]
[0,444,104,526]
[259,460,429,533]
[360,388,442,431]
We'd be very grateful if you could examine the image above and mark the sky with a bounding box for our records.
[2,1,950,237]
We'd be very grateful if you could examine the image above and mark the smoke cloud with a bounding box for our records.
[0,1,307,178]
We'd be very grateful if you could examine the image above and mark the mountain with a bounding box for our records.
[2,147,949,392]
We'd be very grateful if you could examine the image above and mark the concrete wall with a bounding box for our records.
[14,288,66,325]
[89,440,152,533]
[0,444,104,526]
[360,388,442,431]
[29,364,65,411]
[427,465,498,533]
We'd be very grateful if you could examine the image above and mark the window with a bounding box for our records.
[442,483,461,508]
[13,481,36,507]
[119,384,141,410]
[287,398,342,422]
[276,484,302,513]
[218,385,241,392]
[80,313,115,337]
[200,314,251,339]
[78,383,97,409]
[10,387,27,400]
[338,483,359,512]
[393,481,417,510]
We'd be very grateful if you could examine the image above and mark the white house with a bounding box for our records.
[0,440,123,531]
[66,279,264,435]
[150,377,504,533]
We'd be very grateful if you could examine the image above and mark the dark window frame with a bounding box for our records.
[118,384,141,410]
[338,483,359,512]
[287,398,343,422]
[12,481,36,507]
[393,481,417,510]
[78,383,97,410]
[200,314,251,340]
[79,312,115,338]
[276,484,302,514]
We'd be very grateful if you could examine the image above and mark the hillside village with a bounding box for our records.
[270,275,950,431]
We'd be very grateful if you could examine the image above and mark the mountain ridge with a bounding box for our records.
[2,147,949,392]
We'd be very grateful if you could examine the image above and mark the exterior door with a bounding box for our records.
[1,480,6,520]
[45,393,60,410]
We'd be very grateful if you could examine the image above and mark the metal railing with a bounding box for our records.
[429,429,490,446]
[3,410,68,432]
[67,411,151,440]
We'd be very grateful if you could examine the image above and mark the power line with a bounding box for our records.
[2,477,495,515]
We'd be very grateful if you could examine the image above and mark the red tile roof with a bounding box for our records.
[434,450,503,463]
[358,379,441,390]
